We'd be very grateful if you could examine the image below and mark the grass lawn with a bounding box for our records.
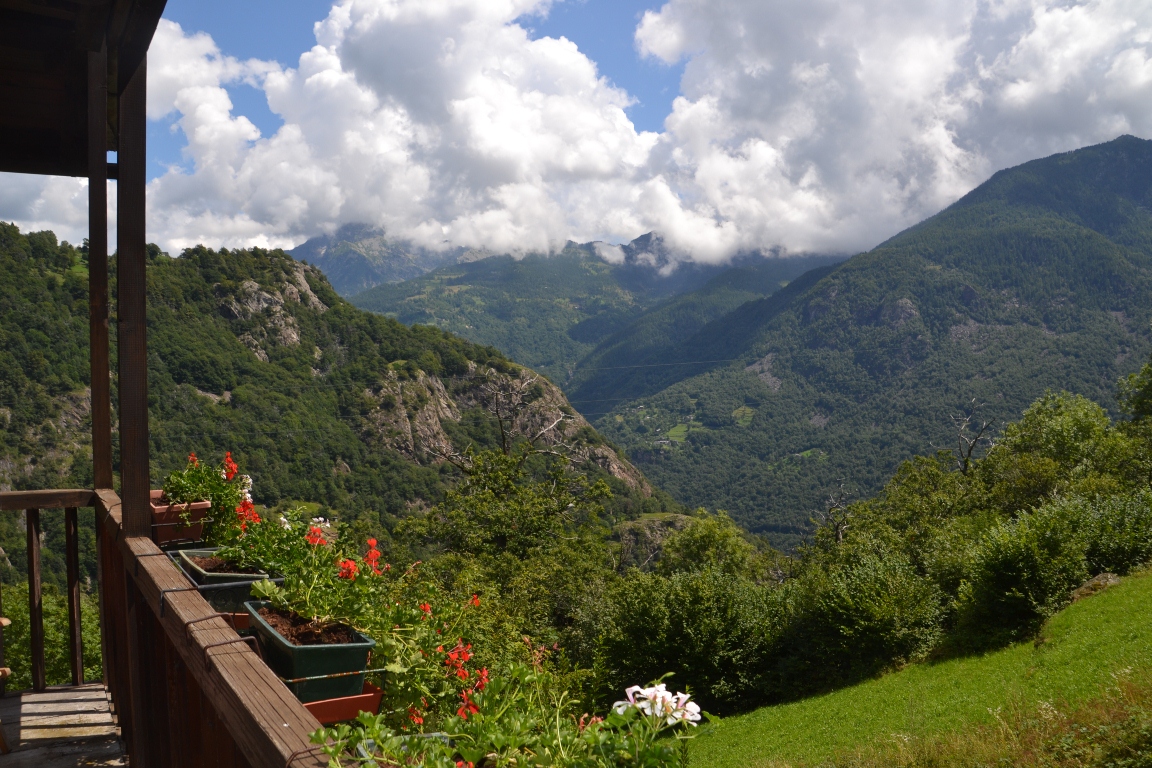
[690,570,1152,767]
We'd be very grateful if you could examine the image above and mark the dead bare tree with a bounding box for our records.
[812,482,853,543]
[950,398,995,474]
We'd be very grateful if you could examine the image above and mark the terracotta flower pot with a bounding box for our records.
[304,681,384,725]
[150,489,210,545]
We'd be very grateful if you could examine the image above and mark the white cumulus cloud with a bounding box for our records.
[1,0,1151,261]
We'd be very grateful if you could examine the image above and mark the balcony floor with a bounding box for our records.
[0,683,125,766]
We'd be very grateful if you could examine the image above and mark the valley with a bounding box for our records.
[342,136,1152,549]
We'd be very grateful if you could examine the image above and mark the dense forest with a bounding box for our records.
[0,224,673,590]
[579,135,1152,547]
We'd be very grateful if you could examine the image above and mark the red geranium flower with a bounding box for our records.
[188,452,199,467]
[223,451,238,481]
[337,559,358,580]
[470,593,481,607]
[306,526,327,547]
[457,691,479,720]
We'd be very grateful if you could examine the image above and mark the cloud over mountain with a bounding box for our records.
[2,0,1151,262]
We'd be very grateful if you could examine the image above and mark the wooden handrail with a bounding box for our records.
[0,490,91,693]
[0,487,328,766]
[94,489,327,768]
[0,489,96,511]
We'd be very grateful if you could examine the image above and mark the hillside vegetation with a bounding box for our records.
[586,135,1152,547]
[691,569,1152,767]
[0,224,669,589]
[350,237,838,384]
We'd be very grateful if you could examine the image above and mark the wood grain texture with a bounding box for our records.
[88,43,113,491]
[0,490,96,511]
[0,683,125,766]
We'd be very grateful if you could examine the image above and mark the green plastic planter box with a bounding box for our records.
[177,548,281,613]
[244,600,376,703]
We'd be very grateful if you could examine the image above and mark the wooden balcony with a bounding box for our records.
[0,488,329,767]
[0,1,337,764]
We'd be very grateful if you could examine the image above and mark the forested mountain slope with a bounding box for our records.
[0,225,665,586]
[592,135,1152,547]
[350,239,838,384]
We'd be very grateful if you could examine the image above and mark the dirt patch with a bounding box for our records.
[258,606,359,645]
[188,555,262,575]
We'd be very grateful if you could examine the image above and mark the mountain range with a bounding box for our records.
[321,135,1152,548]
[349,236,842,383]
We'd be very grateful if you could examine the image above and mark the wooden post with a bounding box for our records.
[89,43,113,491]
[116,52,149,538]
[117,54,155,765]
[65,507,84,685]
[25,509,45,692]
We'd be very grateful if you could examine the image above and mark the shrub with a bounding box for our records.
[776,550,943,693]
[1081,489,1152,575]
[592,568,779,714]
[956,502,1089,647]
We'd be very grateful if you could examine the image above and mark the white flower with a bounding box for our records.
[278,516,290,529]
[612,684,701,726]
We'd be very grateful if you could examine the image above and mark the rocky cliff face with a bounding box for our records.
[215,265,652,494]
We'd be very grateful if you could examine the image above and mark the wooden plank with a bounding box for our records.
[26,508,45,692]
[0,489,95,511]
[114,49,148,540]
[88,43,112,491]
[65,507,84,685]
[0,683,126,765]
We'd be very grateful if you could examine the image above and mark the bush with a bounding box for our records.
[1,582,102,690]
[957,502,1089,647]
[1081,489,1152,575]
[776,550,943,693]
[592,568,779,714]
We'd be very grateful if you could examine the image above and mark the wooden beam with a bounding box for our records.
[0,489,95,511]
[89,42,112,490]
[65,507,84,685]
[94,491,327,768]
[25,508,45,692]
[115,50,148,538]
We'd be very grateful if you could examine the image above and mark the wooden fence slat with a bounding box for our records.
[66,506,84,685]
[25,507,45,691]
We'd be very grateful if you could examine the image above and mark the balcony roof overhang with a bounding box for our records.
[0,0,166,177]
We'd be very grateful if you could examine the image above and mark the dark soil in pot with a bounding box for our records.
[188,555,262,575]
[257,606,359,645]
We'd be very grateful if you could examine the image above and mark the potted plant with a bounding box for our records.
[154,451,246,546]
[175,496,294,614]
[244,514,379,703]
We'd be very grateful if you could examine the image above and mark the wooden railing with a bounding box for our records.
[0,488,329,768]
[0,489,94,694]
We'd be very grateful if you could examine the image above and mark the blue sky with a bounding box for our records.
[152,0,683,178]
